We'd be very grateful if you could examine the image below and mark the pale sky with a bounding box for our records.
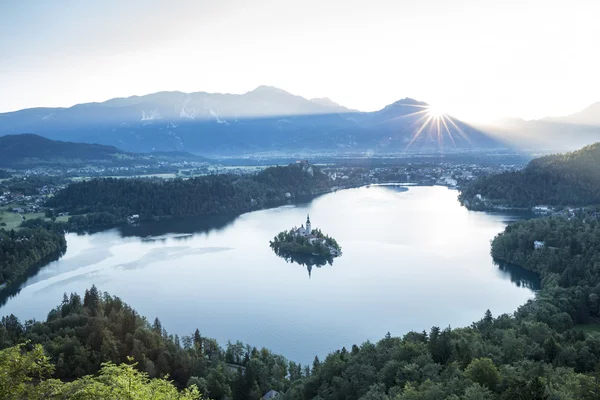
[1,0,598,121]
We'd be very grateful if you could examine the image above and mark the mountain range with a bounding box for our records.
[0,86,598,155]
[0,86,499,155]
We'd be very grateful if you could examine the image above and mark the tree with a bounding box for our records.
[463,383,494,400]
[464,358,500,390]
[61,360,200,399]
[0,343,59,400]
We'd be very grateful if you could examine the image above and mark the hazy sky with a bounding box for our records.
[1,0,598,121]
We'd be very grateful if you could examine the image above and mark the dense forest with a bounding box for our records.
[47,163,331,226]
[459,143,600,209]
[491,212,600,289]
[0,169,11,179]
[0,227,66,286]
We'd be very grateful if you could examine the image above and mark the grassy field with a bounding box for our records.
[0,209,69,230]
[0,203,47,230]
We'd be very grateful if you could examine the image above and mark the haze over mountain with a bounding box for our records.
[0,86,500,155]
[544,102,600,126]
[2,86,599,155]
[474,108,600,152]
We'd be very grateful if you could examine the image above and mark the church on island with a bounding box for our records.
[292,214,341,257]
[294,214,313,237]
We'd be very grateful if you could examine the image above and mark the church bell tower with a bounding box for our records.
[306,214,311,234]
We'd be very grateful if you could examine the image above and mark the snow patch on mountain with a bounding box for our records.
[141,109,161,121]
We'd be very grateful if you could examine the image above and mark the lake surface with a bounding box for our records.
[0,186,538,364]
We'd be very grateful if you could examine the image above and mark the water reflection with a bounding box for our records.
[0,186,539,365]
[119,214,238,238]
[271,248,334,278]
[496,261,541,291]
[0,249,65,308]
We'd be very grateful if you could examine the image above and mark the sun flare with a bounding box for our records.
[426,105,445,118]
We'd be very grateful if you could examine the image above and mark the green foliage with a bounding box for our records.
[0,344,200,399]
[60,360,200,399]
[460,143,600,208]
[464,358,500,390]
[0,343,58,400]
[46,163,331,228]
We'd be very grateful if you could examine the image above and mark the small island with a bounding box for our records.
[270,214,342,259]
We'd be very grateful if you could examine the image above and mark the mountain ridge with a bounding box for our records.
[0,86,528,155]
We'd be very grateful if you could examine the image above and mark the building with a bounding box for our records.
[534,241,545,249]
[294,214,312,237]
[262,390,280,399]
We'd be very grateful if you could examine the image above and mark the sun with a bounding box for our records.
[427,105,445,118]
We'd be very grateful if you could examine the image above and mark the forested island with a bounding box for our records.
[460,142,600,210]
[270,215,342,259]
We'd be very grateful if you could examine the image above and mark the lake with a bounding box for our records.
[0,185,538,365]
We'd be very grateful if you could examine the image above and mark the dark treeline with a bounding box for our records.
[0,169,11,179]
[0,227,66,286]
[46,163,330,225]
[460,143,600,208]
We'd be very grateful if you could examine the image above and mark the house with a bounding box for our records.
[533,205,552,215]
[12,207,24,213]
[262,390,280,400]
[534,241,545,250]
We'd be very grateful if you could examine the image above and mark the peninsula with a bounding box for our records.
[270,214,342,258]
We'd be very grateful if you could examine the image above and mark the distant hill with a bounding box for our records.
[0,134,207,168]
[0,87,501,155]
[546,102,600,126]
[460,143,600,208]
[472,102,600,152]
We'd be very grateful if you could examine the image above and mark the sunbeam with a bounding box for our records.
[402,104,472,150]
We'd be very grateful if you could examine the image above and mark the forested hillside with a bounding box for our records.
[0,133,208,168]
[0,286,301,399]
[0,227,66,285]
[0,134,122,167]
[46,163,331,226]
[460,143,600,208]
[491,213,600,289]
